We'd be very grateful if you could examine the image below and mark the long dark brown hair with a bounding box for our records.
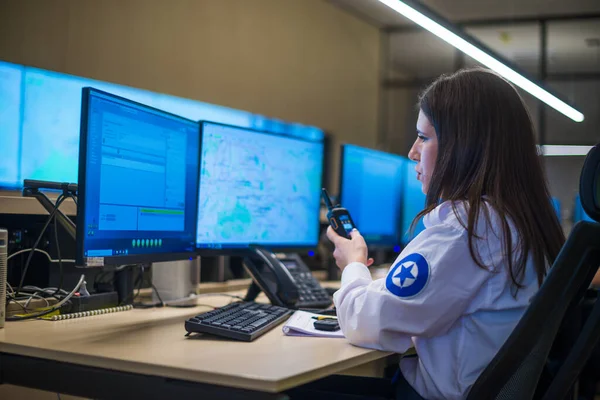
[415,67,565,288]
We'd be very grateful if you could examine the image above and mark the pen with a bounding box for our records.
[312,316,337,320]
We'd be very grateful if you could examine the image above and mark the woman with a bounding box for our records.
[320,68,564,400]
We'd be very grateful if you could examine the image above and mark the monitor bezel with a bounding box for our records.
[76,87,201,266]
[338,143,406,249]
[194,120,325,256]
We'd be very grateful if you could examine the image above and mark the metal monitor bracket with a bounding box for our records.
[22,179,77,241]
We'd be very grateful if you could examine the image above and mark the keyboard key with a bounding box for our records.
[249,317,271,328]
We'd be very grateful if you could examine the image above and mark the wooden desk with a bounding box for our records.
[0,290,391,399]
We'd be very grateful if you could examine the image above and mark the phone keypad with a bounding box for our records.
[290,271,332,308]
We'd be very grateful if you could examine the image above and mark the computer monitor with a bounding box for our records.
[401,159,426,245]
[0,61,22,187]
[76,88,201,266]
[339,145,406,248]
[196,121,324,251]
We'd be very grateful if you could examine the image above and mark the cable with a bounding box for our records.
[131,291,242,310]
[151,283,164,307]
[134,266,144,301]
[52,204,64,297]
[116,264,134,271]
[5,284,70,314]
[7,248,75,264]
[7,274,85,321]
[22,285,69,296]
[194,293,245,301]
[23,293,51,310]
[7,297,28,313]
[13,194,68,298]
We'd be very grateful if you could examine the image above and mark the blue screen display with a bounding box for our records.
[340,145,406,247]
[196,122,324,249]
[0,61,22,187]
[0,60,324,189]
[401,159,426,245]
[338,214,355,235]
[78,89,200,264]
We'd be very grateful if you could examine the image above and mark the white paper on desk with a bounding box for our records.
[282,310,345,338]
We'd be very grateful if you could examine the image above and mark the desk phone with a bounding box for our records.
[243,247,332,309]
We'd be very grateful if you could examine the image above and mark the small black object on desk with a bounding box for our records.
[313,318,340,332]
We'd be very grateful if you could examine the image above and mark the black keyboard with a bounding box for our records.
[184,302,293,342]
[290,270,332,309]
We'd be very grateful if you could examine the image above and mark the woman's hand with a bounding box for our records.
[326,226,374,271]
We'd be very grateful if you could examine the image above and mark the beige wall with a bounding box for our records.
[0,0,381,191]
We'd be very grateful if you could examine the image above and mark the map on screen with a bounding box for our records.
[196,122,324,248]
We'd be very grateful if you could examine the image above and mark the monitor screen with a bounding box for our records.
[401,159,426,245]
[196,122,324,250]
[0,60,324,189]
[339,145,406,247]
[19,66,249,186]
[0,61,22,187]
[76,88,200,266]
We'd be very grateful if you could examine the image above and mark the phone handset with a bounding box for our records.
[321,188,357,239]
[242,245,299,307]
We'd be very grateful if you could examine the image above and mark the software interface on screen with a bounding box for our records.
[340,145,406,246]
[196,122,324,249]
[401,159,426,245]
[79,89,200,262]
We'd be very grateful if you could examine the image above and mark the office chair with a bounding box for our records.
[466,144,600,400]
[541,144,600,400]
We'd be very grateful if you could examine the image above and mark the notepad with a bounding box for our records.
[282,310,345,338]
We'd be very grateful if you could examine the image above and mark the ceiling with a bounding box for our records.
[388,20,600,78]
[328,0,600,77]
[328,0,600,27]
[328,0,600,146]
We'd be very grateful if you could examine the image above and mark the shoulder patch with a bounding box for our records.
[385,253,430,298]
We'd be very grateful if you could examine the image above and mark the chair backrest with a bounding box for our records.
[540,144,600,400]
[579,144,600,223]
[467,143,600,400]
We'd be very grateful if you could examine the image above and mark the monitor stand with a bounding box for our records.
[151,257,201,306]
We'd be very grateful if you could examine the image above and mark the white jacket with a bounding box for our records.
[333,201,539,399]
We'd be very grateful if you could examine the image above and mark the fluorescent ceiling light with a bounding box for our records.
[377,0,585,123]
[541,145,593,156]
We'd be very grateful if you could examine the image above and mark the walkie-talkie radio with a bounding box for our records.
[321,188,356,239]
